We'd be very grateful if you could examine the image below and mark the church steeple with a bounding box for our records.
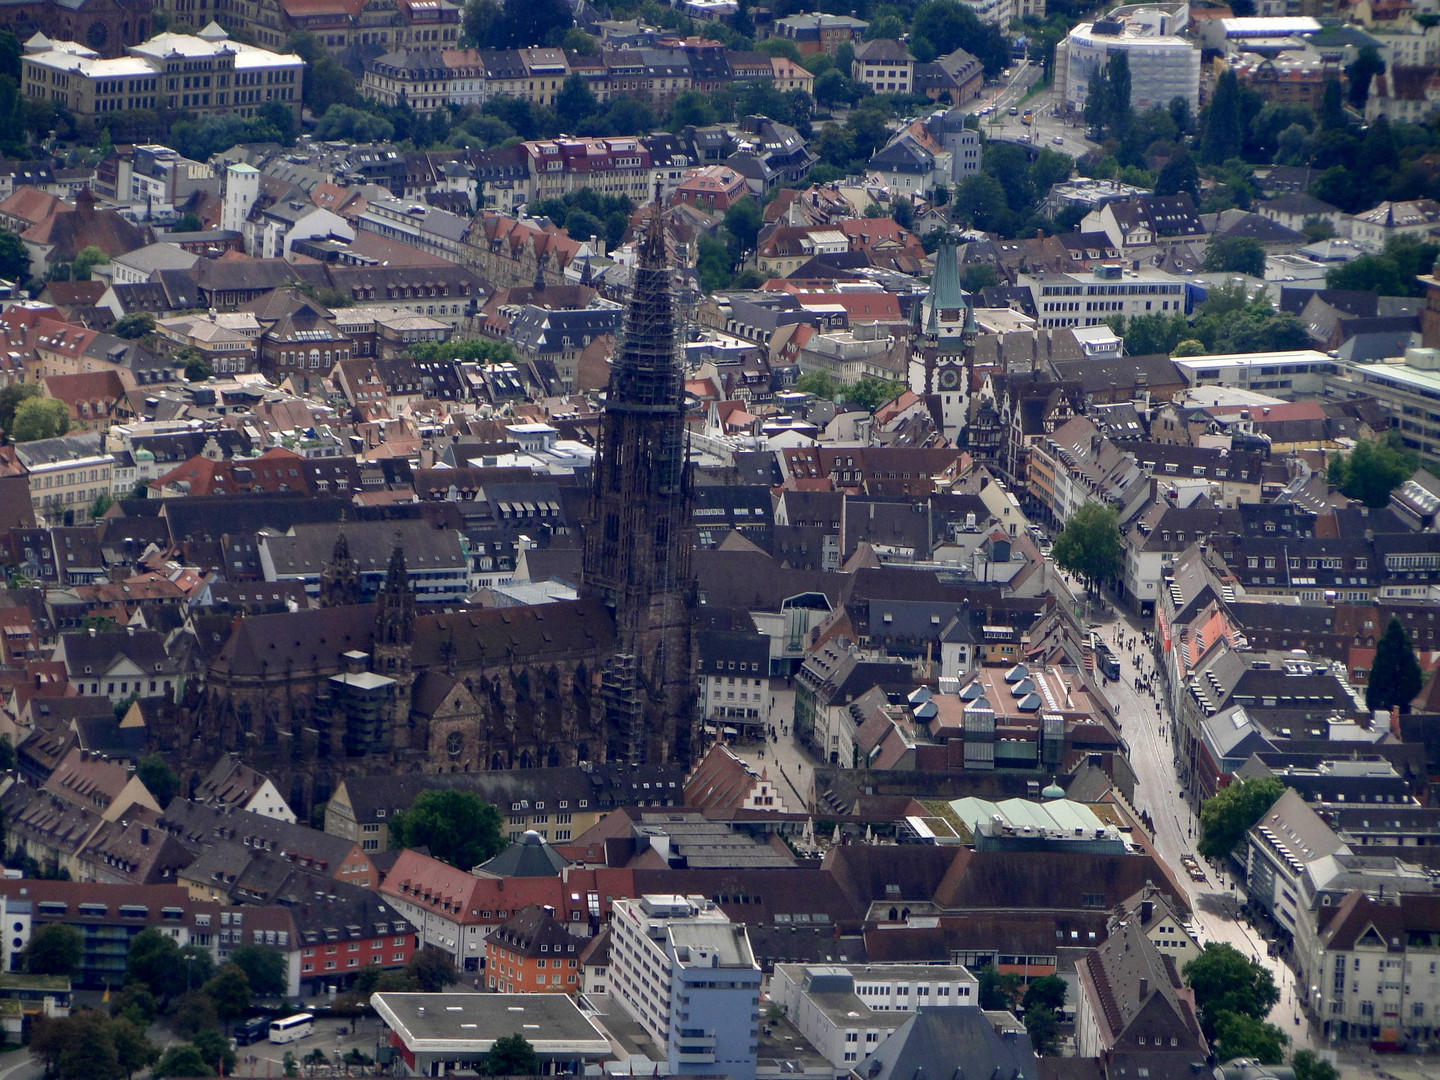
[582,181,696,766]
[319,520,359,608]
[375,537,415,652]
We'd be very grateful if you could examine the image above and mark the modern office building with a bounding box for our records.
[609,895,762,1080]
[1058,6,1200,116]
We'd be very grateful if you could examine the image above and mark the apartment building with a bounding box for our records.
[1311,890,1440,1043]
[609,895,762,1080]
[520,137,655,203]
[362,49,452,113]
[851,39,914,94]
[21,26,303,120]
[9,432,114,525]
[770,13,868,55]
[0,880,198,988]
[770,963,978,1068]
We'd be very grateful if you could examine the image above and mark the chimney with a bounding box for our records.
[1140,900,1153,923]
[140,826,150,845]
[1138,978,1149,999]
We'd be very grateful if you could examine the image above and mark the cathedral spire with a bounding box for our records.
[319,517,359,608]
[582,180,696,766]
[376,535,414,650]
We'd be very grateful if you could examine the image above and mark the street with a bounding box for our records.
[961,68,1095,161]
[1087,596,1318,1050]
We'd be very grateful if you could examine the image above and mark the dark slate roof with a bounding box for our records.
[475,831,571,878]
[861,1008,1038,1080]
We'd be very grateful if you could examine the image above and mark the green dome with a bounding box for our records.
[1041,780,1064,800]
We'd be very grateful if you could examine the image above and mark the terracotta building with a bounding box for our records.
[485,904,589,993]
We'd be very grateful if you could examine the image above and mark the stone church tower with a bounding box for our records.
[319,526,360,607]
[582,186,697,766]
[374,541,418,754]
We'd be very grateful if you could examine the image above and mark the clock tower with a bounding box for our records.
[908,231,977,444]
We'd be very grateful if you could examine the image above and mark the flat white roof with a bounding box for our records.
[1220,16,1321,33]
[1175,350,1335,370]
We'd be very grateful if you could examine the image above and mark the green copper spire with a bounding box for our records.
[930,231,964,312]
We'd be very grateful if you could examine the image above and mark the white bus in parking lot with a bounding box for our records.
[269,1014,315,1044]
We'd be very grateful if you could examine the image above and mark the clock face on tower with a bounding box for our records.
[937,365,962,391]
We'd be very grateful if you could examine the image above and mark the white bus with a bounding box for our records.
[269,1014,315,1044]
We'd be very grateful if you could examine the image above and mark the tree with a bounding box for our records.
[564,209,602,244]
[1367,616,1425,715]
[555,73,597,128]
[463,0,501,44]
[229,944,288,998]
[480,1033,540,1076]
[1292,1050,1340,1080]
[10,397,69,442]
[193,1028,237,1077]
[0,227,27,282]
[724,197,763,256]
[960,263,998,292]
[1052,502,1123,592]
[110,1017,158,1079]
[1183,943,1280,1038]
[0,381,39,436]
[1320,78,1346,131]
[136,754,178,806]
[111,983,158,1028]
[1212,1012,1287,1064]
[58,1012,122,1080]
[1023,1005,1060,1056]
[71,246,110,281]
[289,32,356,114]
[169,989,218,1040]
[1346,45,1385,108]
[492,0,573,48]
[1022,974,1066,1014]
[1330,431,1419,509]
[864,12,905,38]
[977,964,1022,1010]
[126,927,185,998]
[841,377,903,411]
[1327,235,1439,297]
[1104,51,1131,137]
[1197,776,1285,860]
[90,492,114,519]
[405,945,458,992]
[1083,62,1108,137]
[696,235,734,293]
[1155,151,1199,201]
[153,1044,214,1079]
[201,964,251,1025]
[1203,236,1266,277]
[23,923,82,976]
[561,27,598,54]
[1201,70,1243,165]
[795,371,837,399]
[112,313,154,340]
[391,788,504,870]
[316,104,394,143]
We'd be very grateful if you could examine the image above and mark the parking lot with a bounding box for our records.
[228,1015,391,1077]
